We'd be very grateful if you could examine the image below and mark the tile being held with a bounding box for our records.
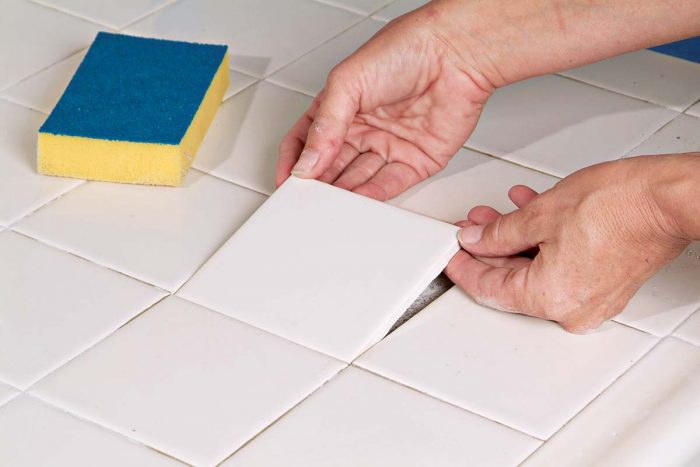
[674,308,700,346]
[372,0,428,22]
[33,0,175,30]
[625,113,700,157]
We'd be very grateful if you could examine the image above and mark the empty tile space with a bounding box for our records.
[0,395,182,467]
[126,0,362,78]
[193,81,312,194]
[675,308,700,346]
[372,0,428,22]
[625,113,700,157]
[0,0,100,91]
[33,0,174,30]
[14,170,266,291]
[225,366,540,467]
[269,18,385,96]
[0,230,165,389]
[31,296,344,467]
[356,287,658,439]
[0,383,18,408]
[316,0,393,15]
[179,177,460,362]
[466,75,678,177]
[560,49,700,111]
[524,338,700,467]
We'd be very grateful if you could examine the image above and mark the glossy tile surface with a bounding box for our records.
[34,0,174,29]
[625,113,700,157]
[316,0,392,15]
[180,177,460,361]
[31,296,344,467]
[0,383,18,408]
[674,308,700,346]
[687,99,700,117]
[372,0,427,21]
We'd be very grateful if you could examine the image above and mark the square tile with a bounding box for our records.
[0,395,182,467]
[625,113,700,157]
[524,338,700,467]
[15,171,266,291]
[466,75,678,177]
[193,81,312,195]
[0,99,82,226]
[560,50,700,111]
[31,296,344,467]
[675,307,700,346]
[356,287,657,439]
[0,0,100,91]
[372,0,428,22]
[389,148,559,223]
[126,0,362,78]
[687,99,700,118]
[0,230,165,389]
[179,177,460,361]
[34,0,174,30]
[315,0,393,15]
[269,18,384,96]
[224,366,540,467]
[613,242,700,336]
[0,383,18,408]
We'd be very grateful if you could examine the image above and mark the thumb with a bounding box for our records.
[458,206,541,257]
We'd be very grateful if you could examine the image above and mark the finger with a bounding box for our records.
[334,152,386,191]
[456,220,532,268]
[353,161,423,201]
[458,206,541,257]
[318,143,361,184]
[509,185,538,208]
[467,205,501,225]
[277,111,313,187]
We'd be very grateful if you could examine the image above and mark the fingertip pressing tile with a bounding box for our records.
[356,287,657,439]
[372,0,428,22]
[524,338,700,467]
[224,366,540,467]
[32,0,175,30]
[0,383,18,408]
[674,307,700,346]
[314,0,393,15]
[179,177,460,362]
[466,75,678,177]
[625,113,700,157]
[0,395,183,467]
[31,296,344,467]
[193,81,312,194]
[15,171,266,291]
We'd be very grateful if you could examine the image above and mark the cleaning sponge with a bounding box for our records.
[38,32,229,186]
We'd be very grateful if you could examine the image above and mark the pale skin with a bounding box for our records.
[277,0,700,332]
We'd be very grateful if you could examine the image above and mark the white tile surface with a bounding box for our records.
[675,308,700,346]
[193,81,312,195]
[35,0,174,30]
[31,296,344,467]
[269,18,384,96]
[179,177,460,361]
[0,99,82,226]
[0,383,18,408]
[225,366,540,467]
[0,395,182,467]
[687,100,700,118]
[560,50,700,111]
[625,113,700,157]
[0,231,165,389]
[372,0,428,22]
[389,148,559,223]
[316,0,392,15]
[126,0,362,78]
[613,242,700,336]
[525,338,700,467]
[357,287,657,439]
[467,75,678,177]
[0,0,100,90]
[227,70,258,99]
[15,171,265,291]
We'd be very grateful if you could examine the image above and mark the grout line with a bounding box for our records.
[666,302,700,338]
[6,180,87,229]
[29,0,115,29]
[619,111,685,158]
[117,0,179,31]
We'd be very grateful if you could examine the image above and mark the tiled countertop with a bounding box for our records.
[1,1,699,466]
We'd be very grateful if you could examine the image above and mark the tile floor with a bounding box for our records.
[0,1,699,466]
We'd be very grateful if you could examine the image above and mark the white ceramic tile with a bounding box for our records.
[0,382,18,408]
[0,231,165,389]
[269,18,384,96]
[687,99,700,118]
[0,395,182,467]
[315,0,393,15]
[15,171,265,291]
[225,366,540,467]
[31,296,344,467]
[625,113,700,157]
[0,0,100,91]
[524,338,700,467]
[466,75,678,177]
[179,177,459,361]
[193,81,312,195]
[372,0,428,22]
[35,0,174,29]
[126,0,362,78]
[560,50,700,111]
[0,99,82,226]
[389,148,559,223]
[675,308,700,346]
[226,70,258,100]
[612,242,700,336]
[357,286,657,439]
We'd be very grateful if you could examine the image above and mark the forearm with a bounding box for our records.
[649,153,700,241]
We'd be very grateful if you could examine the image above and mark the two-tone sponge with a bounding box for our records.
[38,32,229,186]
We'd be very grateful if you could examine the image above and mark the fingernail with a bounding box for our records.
[291,148,320,176]
[459,224,485,244]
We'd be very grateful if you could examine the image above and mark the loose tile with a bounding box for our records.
[0,231,164,389]
[524,338,700,467]
[31,296,344,467]
[560,50,700,111]
[0,383,18,408]
[15,171,265,291]
[0,395,182,467]
[466,75,678,177]
[193,81,312,194]
[126,0,362,78]
[34,0,174,30]
[179,177,460,362]
[225,366,540,467]
[675,308,700,346]
[687,100,700,118]
[372,0,428,22]
[389,148,559,223]
[0,99,82,226]
[625,113,700,157]
[0,0,100,91]
[356,287,657,439]
[269,18,384,96]
[315,0,393,15]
